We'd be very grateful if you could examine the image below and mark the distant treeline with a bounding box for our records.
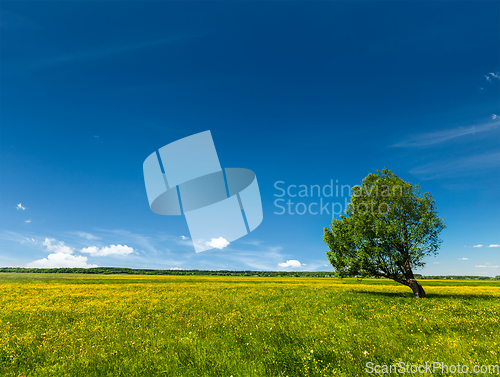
[414,274,499,280]
[0,267,499,280]
[0,267,335,277]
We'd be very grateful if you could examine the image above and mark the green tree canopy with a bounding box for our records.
[324,168,446,298]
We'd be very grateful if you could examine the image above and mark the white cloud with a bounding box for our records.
[100,229,163,255]
[240,239,263,246]
[488,244,500,248]
[206,237,230,250]
[28,35,194,70]
[493,114,499,120]
[75,232,101,240]
[458,258,468,260]
[409,152,500,180]
[485,73,500,82]
[25,219,31,223]
[201,244,286,270]
[43,238,74,254]
[473,244,483,248]
[16,203,26,210]
[475,265,499,268]
[393,121,500,148]
[26,253,96,268]
[170,267,184,270]
[175,235,193,248]
[27,238,96,268]
[80,244,134,257]
[433,262,440,264]
[278,260,304,268]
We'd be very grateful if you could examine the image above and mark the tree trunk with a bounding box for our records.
[407,278,426,298]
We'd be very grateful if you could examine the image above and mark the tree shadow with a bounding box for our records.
[352,290,409,298]
[354,290,500,301]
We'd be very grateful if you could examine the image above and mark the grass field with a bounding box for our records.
[0,274,499,376]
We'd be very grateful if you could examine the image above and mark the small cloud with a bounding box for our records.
[170,267,183,270]
[240,239,263,246]
[16,203,26,210]
[278,260,304,268]
[43,238,74,254]
[488,244,500,248]
[27,35,192,70]
[458,258,468,260]
[75,231,100,240]
[25,219,31,223]
[433,262,440,264]
[493,114,499,120]
[410,151,500,180]
[475,265,499,268]
[80,244,134,257]
[485,72,500,82]
[206,237,230,250]
[393,121,500,148]
[473,245,483,248]
[177,235,193,247]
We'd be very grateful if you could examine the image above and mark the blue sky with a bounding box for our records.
[1,1,499,275]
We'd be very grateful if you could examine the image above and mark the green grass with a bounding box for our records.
[0,274,499,376]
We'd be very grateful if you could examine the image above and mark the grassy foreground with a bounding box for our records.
[0,274,499,376]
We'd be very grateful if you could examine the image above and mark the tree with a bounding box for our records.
[323,168,445,298]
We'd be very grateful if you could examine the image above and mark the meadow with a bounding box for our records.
[0,274,498,376]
